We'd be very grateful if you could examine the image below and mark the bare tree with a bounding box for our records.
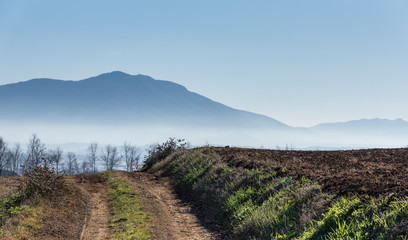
[0,137,8,176]
[101,145,121,171]
[59,162,66,174]
[48,147,63,174]
[66,152,79,175]
[122,142,141,172]
[7,144,24,176]
[87,142,98,173]
[4,151,13,176]
[25,134,46,171]
[80,160,90,174]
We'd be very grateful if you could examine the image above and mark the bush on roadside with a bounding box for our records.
[19,163,64,199]
[141,138,186,171]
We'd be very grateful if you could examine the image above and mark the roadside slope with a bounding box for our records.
[144,147,408,240]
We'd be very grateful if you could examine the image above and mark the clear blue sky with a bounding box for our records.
[1,0,407,127]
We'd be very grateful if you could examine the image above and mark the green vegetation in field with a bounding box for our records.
[0,193,24,236]
[146,148,408,240]
[153,149,331,239]
[0,191,46,240]
[2,204,44,240]
[106,172,151,240]
[298,195,408,240]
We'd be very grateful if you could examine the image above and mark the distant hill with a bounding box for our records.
[0,71,289,129]
[1,71,407,148]
[312,118,408,135]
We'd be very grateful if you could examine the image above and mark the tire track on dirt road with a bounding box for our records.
[68,175,110,240]
[119,171,219,240]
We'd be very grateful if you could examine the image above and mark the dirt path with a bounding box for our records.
[69,174,110,240]
[120,171,219,240]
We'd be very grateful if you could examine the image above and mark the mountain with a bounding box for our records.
[1,71,407,148]
[0,71,289,129]
[312,118,408,135]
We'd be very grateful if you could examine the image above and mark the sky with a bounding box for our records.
[0,0,407,127]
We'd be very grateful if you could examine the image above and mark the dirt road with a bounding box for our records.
[68,172,217,240]
[120,172,219,240]
[68,174,110,240]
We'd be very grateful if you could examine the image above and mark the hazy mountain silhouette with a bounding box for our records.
[1,71,407,148]
[0,71,289,129]
[312,118,408,135]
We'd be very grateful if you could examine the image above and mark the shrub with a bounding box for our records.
[141,138,186,171]
[19,163,63,199]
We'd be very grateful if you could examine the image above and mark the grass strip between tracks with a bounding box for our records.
[106,172,151,240]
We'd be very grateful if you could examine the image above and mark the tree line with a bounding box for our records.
[0,134,141,176]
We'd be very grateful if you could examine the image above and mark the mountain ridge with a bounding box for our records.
[1,71,407,135]
[312,118,408,134]
[0,71,289,129]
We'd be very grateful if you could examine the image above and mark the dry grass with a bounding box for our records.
[1,167,87,239]
[0,177,22,199]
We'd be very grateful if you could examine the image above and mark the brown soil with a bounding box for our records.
[34,181,87,240]
[63,171,217,240]
[69,174,110,240]
[122,171,219,240]
[213,147,408,197]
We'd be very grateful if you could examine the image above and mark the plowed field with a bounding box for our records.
[214,147,408,197]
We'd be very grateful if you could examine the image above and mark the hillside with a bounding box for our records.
[0,71,288,129]
[145,147,408,239]
[312,118,408,134]
[1,147,407,239]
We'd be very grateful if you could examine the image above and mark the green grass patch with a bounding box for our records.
[0,193,44,240]
[0,192,25,236]
[2,204,44,240]
[298,195,408,240]
[106,172,151,240]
